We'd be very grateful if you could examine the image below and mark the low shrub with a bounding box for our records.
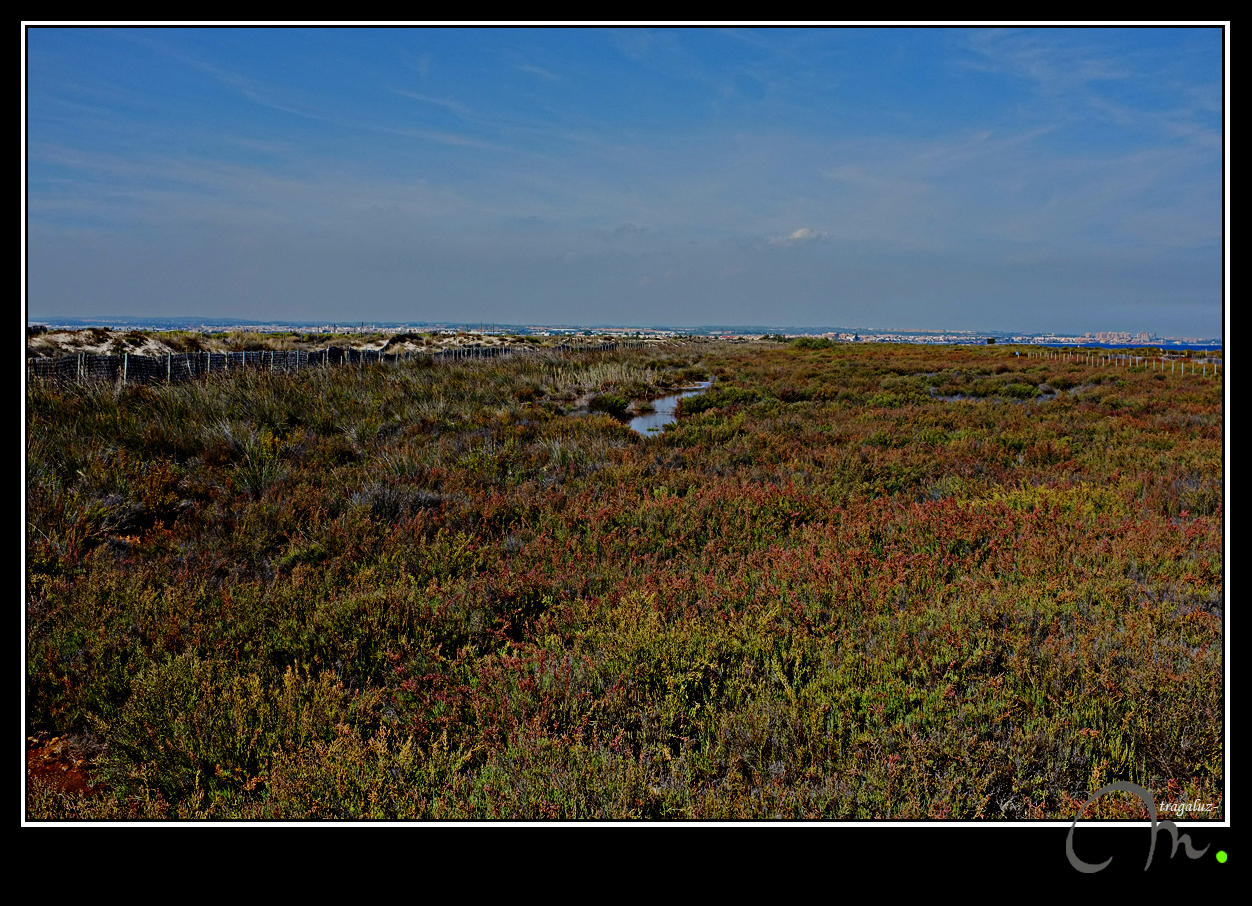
[589,394,631,420]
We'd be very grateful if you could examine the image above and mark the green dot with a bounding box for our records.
[1216,851,1228,864]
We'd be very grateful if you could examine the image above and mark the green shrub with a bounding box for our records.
[999,383,1039,400]
[791,337,834,350]
[99,657,353,804]
[677,387,759,416]
[589,394,630,420]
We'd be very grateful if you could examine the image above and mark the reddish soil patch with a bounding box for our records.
[27,735,102,796]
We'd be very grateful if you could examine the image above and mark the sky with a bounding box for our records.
[23,25,1226,335]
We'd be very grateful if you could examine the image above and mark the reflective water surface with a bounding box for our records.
[628,381,713,436]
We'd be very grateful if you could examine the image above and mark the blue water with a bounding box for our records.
[1029,342,1223,352]
[629,382,713,436]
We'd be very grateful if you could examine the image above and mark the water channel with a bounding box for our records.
[628,381,713,436]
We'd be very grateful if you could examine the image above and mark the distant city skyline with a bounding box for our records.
[26,313,1222,346]
[24,26,1226,337]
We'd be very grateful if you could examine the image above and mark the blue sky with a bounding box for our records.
[24,26,1225,334]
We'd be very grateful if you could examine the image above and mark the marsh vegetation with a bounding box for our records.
[25,340,1223,819]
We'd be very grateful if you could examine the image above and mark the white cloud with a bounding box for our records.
[518,63,558,81]
[770,227,829,245]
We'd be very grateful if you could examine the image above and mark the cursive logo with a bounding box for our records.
[1067,781,1211,873]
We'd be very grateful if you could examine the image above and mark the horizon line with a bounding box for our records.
[25,315,1224,344]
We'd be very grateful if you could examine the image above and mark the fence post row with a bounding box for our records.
[29,337,666,385]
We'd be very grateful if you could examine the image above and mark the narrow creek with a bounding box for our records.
[628,380,714,436]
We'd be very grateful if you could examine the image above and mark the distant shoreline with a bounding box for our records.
[24,316,1222,351]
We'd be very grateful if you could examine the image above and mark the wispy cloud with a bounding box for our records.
[1085,94,1221,150]
[112,29,329,122]
[611,28,680,64]
[389,88,479,120]
[959,28,1220,154]
[962,28,1132,93]
[372,124,507,151]
[518,63,558,81]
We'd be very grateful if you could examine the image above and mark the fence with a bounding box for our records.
[26,341,646,386]
[1023,349,1222,379]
